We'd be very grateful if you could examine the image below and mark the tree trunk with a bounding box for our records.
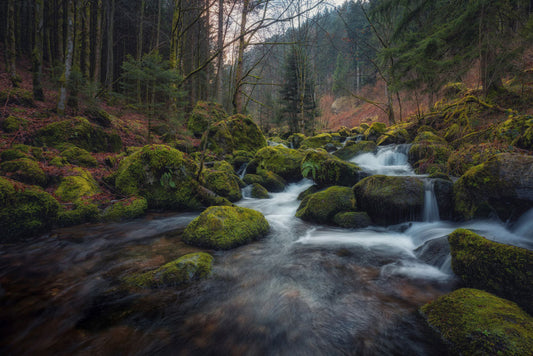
[6,0,20,87]
[105,0,115,92]
[81,0,90,79]
[93,0,103,83]
[216,0,224,104]
[233,0,249,113]
[137,0,145,103]
[170,0,182,71]
[58,0,74,115]
[32,0,45,100]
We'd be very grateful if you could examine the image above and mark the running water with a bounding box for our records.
[237,162,248,179]
[350,144,414,175]
[1,146,531,354]
[423,179,440,222]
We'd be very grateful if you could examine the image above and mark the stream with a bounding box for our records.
[1,145,532,355]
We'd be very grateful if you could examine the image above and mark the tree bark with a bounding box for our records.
[6,0,20,87]
[233,0,249,113]
[32,0,45,100]
[93,0,103,83]
[105,0,115,92]
[58,0,74,115]
[216,0,224,104]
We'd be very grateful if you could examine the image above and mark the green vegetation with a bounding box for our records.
[421,288,533,356]
[55,168,100,202]
[1,157,46,186]
[296,186,356,225]
[301,149,363,187]
[183,206,270,250]
[254,146,306,182]
[333,140,377,161]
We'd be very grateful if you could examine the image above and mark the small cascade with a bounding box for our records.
[423,179,440,222]
[237,162,249,179]
[512,208,533,239]
[350,144,414,176]
[268,140,288,148]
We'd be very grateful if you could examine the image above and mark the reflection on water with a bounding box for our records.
[1,178,531,355]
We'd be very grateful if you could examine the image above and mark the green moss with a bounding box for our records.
[408,143,452,174]
[288,133,306,149]
[2,115,28,133]
[243,174,264,186]
[296,186,356,224]
[230,150,255,170]
[493,114,531,148]
[413,131,447,144]
[353,175,424,225]
[187,101,227,137]
[33,116,122,152]
[202,169,242,202]
[0,177,61,240]
[333,211,371,228]
[254,146,306,182]
[49,156,68,167]
[83,106,113,127]
[420,288,533,356]
[448,229,533,313]
[256,168,286,192]
[300,133,334,149]
[115,144,203,210]
[376,127,410,146]
[363,122,387,141]
[333,141,377,160]
[0,88,34,107]
[101,196,148,222]
[125,252,214,288]
[444,123,462,142]
[251,183,269,199]
[57,200,100,226]
[60,146,98,167]
[301,149,363,187]
[1,148,31,162]
[453,153,533,220]
[183,206,270,250]
[297,185,320,201]
[55,168,100,202]
[1,157,46,186]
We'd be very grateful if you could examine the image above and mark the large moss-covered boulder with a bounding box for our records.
[202,166,242,202]
[2,115,28,133]
[125,252,214,288]
[55,168,100,202]
[60,146,98,167]
[33,116,122,152]
[353,175,424,225]
[187,101,227,138]
[115,144,203,210]
[333,211,372,228]
[448,228,533,313]
[183,206,270,250]
[203,114,266,155]
[296,186,356,225]
[288,133,306,149]
[1,157,46,186]
[57,199,100,227]
[376,125,411,146]
[300,133,334,149]
[0,88,34,107]
[251,183,269,199]
[255,169,287,192]
[447,143,519,177]
[102,196,148,222]
[254,146,306,182]
[454,153,533,221]
[0,177,61,241]
[301,149,365,187]
[420,288,533,356]
[364,122,387,141]
[333,140,377,161]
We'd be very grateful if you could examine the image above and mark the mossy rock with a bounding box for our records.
[183,206,270,250]
[115,144,204,210]
[420,288,533,355]
[256,169,286,192]
[301,149,364,187]
[0,148,29,161]
[296,186,356,224]
[125,252,214,288]
[1,158,46,186]
[49,156,68,167]
[333,141,377,161]
[202,169,242,202]
[444,123,463,142]
[229,150,255,170]
[413,131,447,145]
[83,107,113,127]
[297,185,320,201]
[449,228,533,313]
[254,146,306,182]
[446,143,518,177]
[433,178,454,220]
[337,126,351,137]
[376,127,410,146]
[0,88,34,107]
[408,143,452,174]
[203,114,267,155]
[33,116,122,152]
[243,173,264,186]
[0,177,61,241]
[288,133,306,149]
[102,196,148,222]
[2,115,28,133]
[299,133,334,149]
[364,122,387,141]
[453,153,533,221]
[57,200,100,226]
[60,146,98,167]
[55,168,100,202]
[353,175,424,225]
[187,101,227,138]
[251,183,269,199]
[333,211,371,228]
[493,113,532,149]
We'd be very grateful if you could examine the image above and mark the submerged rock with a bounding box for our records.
[0,177,61,241]
[333,211,372,228]
[254,146,306,182]
[183,206,270,250]
[420,288,533,355]
[125,252,214,288]
[296,186,356,225]
[251,183,269,199]
[353,175,424,225]
[448,228,533,314]
[453,153,533,221]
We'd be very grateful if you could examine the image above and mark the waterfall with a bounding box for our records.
[237,162,249,179]
[423,179,440,222]
[350,144,414,176]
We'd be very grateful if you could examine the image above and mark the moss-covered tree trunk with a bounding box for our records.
[58,0,74,115]
[233,0,249,114]
[32,0,45,101]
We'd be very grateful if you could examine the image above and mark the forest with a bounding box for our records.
[1,0,533,354]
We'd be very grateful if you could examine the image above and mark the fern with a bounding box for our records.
[160,171,176,188]
[301,161,319,180]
